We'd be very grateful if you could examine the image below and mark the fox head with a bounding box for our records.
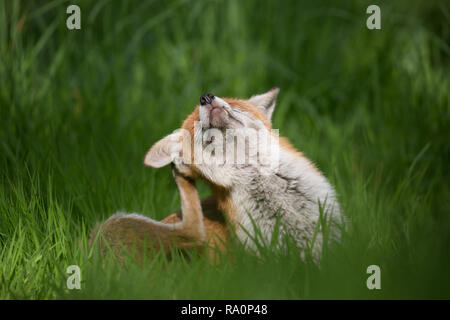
[143,87,281,187]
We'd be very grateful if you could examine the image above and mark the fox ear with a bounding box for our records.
[248,87,280,120]
[144,132,182,168]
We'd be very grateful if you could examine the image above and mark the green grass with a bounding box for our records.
[1,0,449,299]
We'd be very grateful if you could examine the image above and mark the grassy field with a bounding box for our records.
[0,0,449,299]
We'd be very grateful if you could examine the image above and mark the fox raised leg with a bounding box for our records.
[89,167,228,263]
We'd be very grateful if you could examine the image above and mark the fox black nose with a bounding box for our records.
[200,93,215,105]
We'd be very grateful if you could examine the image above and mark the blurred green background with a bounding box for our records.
[0,0,449,299]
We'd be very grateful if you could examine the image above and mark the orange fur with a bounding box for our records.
[279,136,322,175]
[161,196,229,262]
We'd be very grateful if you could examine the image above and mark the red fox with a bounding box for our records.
[91,87,342,262]
[145,87,342,260]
